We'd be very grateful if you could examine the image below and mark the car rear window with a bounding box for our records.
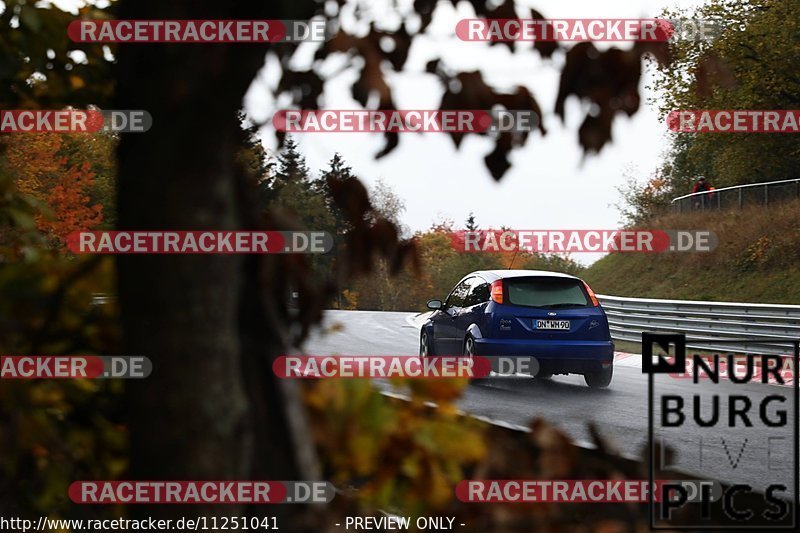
[505,277,589,308]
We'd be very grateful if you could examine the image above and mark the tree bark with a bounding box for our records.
[115,0,317,520]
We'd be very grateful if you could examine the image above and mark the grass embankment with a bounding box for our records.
[583,198,800,304]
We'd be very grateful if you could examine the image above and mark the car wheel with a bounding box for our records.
[420,330,436,358]
[463,336,476,358]
[584,366,613,388]
[463,335,488,384]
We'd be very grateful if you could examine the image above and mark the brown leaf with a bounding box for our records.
[368,24,412,71]
[277,69,324,110]
[484,133,513,181]
[464,0,518,51]
[425,59,441,74]
[578,107,615,154]
[352,56,393,109]
[695,51,737,100]
[326,173,371,225]
[496,85,547,136]
[556,42,662,153]
[530,9,559,58]
[439,72,545,178]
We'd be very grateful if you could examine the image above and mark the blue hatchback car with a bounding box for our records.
[420,270,614,388]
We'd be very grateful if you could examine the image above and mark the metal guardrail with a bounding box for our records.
[97,291,797,355]
[597,294,800,356]
[671,177,800,213]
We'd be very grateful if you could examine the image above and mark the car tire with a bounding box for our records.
[463,335,489,385]
[463,335,476,358]
[420,331,434,358]
[584,366,613,388]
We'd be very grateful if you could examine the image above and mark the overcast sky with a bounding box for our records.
[245,0,707,264]
[50,0,707,265]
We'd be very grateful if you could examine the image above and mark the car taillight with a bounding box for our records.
[582,281,600,307]
[490,280,504,304]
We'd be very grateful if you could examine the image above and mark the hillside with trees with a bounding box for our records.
[587,0,800,303]
[618,0,799,226]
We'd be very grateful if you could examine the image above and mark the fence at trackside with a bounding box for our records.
[671,177,800,213]
[597,294,800,356]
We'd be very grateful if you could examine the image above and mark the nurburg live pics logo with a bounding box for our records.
[643,332,799,529]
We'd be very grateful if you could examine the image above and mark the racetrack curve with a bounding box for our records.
[297,310,796,497]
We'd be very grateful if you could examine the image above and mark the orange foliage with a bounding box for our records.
[37,160,103,240]
[4,133,104,243]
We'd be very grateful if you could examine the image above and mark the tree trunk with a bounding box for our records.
[114,0,317,521]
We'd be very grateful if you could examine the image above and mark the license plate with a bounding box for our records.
[536,319,570,330]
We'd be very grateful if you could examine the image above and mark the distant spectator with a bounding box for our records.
[692,176,710,194]
[691,176,713,208]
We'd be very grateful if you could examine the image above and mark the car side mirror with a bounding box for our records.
[427,299,443,310]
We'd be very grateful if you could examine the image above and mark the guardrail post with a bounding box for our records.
[796,179,799,199]
[717,190,721,209]
[738,187,743,208]
[765,184,768,205]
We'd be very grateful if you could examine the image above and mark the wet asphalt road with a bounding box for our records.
[299,310,797,497]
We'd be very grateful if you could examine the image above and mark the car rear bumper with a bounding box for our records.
[473,338,614,374]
